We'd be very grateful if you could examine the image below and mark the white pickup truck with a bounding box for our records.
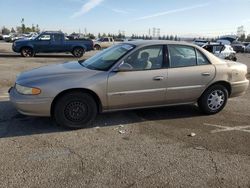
[94,37,115,50]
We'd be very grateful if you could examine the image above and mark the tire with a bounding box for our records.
[54,92,97,129]
[94,44,101,50]
[198,85,228,115]
[21,47,34,57]
[72,47,85,58]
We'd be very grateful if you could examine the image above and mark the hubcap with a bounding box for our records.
[64,101,87,122]
[207,90,225,111]
[23,49,32,57]
[74,49,83,56]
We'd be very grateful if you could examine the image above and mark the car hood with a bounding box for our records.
[16,61,99,83]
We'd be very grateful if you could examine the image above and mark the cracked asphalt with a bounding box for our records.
[0,42,250,187]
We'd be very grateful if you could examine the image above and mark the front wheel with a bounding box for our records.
[54,92,97,129]
[72,47,85,58]
[21,47,34,57]
[198,85,228,114]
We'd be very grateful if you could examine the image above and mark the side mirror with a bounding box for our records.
[113,62,133,72]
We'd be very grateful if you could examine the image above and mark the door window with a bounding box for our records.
[168,45,196,68]
[38,34,51,41]
[123,45,163,70]
[196,49,210,65]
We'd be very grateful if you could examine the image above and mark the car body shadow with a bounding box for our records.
[0,100,203,138]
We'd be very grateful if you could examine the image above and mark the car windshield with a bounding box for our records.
[80,44,134,71]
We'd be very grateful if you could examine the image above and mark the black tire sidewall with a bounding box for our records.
[73,47,84,57]
[21,47,34,57]
[94,45,101,50]
[198,85,228,114]
[54,92,97,129]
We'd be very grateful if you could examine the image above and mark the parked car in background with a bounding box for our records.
[193,39,209,47]
[202,43,237,61]
[9,41,249,128]
[231,42,245,53]
[245,44,250,53]
[0,34,3,40]
[94,37,115,50]
[216,35,237,45]
[12,31,94,57]
[67,33,85,40]
[2,34,11,40]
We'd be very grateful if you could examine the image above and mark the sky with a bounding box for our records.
[0,0,250,37]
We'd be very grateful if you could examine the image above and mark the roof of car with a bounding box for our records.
[123,40,196,47]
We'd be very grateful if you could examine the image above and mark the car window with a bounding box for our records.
[168,45,196,68]
[196,49,210,65]
[38,34,51,41]
[53,34,63,41]
[213,45,224,53]
[103,38,109,42]
[123,45,163,71]
[81,44,134,71]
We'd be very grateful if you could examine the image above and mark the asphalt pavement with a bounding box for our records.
[0,42,250,187]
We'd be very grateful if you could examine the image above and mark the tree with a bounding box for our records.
[16,26,22,33]
[32,24,35,32]
[238,34,246,42]
[98,33,101,38]
[170,35,174,40]
[35,24,40,33]
[11,27,16,33]
[1,27,10,34]
[246,35,250,42]
[86,33,95,39]
[174,35,178,41]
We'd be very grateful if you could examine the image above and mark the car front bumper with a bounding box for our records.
[9,87,53,117]
[230,80,249,97]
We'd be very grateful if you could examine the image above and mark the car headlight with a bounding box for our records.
[15,84,41,95]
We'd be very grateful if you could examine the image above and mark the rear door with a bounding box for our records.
[107,45,168,109]
[166,45,215,103]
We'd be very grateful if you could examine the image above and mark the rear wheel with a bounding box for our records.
[198,85,228,114]
[21,47,34,57]
[54,92,97,129]
[94,44,101,50]
[72,47,85,58]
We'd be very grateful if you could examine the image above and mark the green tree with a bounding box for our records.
[25,27,33,33]
[170,35,174,40]
[245,35,250,42]
[32,24,35,32]
[35,24,40,33]
[174,35,178,41]
[238,34,246,42]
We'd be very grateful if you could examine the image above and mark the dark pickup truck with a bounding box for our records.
[12,31,94,57]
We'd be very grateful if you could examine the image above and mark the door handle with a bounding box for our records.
[153,76,164,81]
[201,72,211,76]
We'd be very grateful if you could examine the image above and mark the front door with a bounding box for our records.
[33,34,52,52]
[107,45,167,109]
[166,45,216,103]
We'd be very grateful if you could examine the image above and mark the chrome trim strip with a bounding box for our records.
[167,85,204,91]
[108,88,166,96]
